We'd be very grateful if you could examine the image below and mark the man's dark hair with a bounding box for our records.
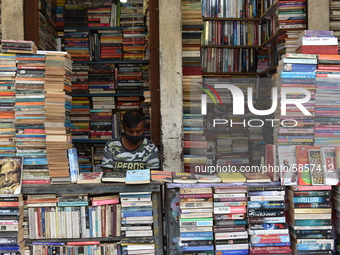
[123,109,146,129]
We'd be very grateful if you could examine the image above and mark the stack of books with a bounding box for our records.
[0,53,16,157]
[119,192,155,253]
[14,53,50,184]
[89,97,114,140]
[213,186,248,254]
[63,3,87,27]
[296,30,338,55]
[88,64,115,94]
[247,186,291,255]
[0,194,25,254]
[1,40,38,54]
[314,54,340,146]
[275,53,317,146]
[75,143,93,172]
[44,52,73,183]
[55,0,66,27]
[332,185,340,254]
[87,1,112,27]
[275,0,307,32]
[63,29,90,62]
[179,187,214,255]
[288,186,334,254]
[116,63,144,95]
[70,96,91,140]
[119,0,145,27]
[99,30,123,61]
[71,63,89,94]
[122,28,147,60]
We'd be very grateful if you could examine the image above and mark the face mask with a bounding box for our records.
[125,133,145,144]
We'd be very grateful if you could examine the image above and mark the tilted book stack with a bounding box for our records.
[247,186,292,255]
[315,54,340,147]
[213,186,248,254]
[179,187,214,255]
[14,52,50,184]
[119,192,155,254]
[0,194,25,254]
[44,52,73,183]
[0,53,16,157]
[275,53,317,147]
[288,186,334,255]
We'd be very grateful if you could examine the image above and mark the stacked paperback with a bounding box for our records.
[44,52,73,183]
[119,192,155,254]
[0,53,16,157]
[14,53,49,184]
[248,186,292,255]
[179,187,214,254]
[1,40,37,54]
[288,186,334,255]
[213,186,248,254]
[296,30,338,55]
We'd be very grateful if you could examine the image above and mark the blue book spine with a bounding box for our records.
[121,211,152,217]
[250,242,291,247]
[248,191,285,196]
[181,245,214,251]
[292,197,329,203]
[283,63,317,72]
[121,206,153,212]
[89,206,93,238]
[180,232,213,238]
[41,207,45,238]
[296,243,333,250]
[248,201,285,209]
[215,249,249,255]
[58,201,89,207]
[293,219,331,226]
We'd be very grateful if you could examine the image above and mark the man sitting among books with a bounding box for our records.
[101,109,160,172]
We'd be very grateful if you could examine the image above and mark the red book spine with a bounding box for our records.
[67,241,100,245]
[91,199,119,206]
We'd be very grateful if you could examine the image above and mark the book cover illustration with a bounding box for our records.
[102,171,126,182]
[277,146,297,186]
[320,146,339,185]
[76,172,103,184]
[67,148,79,184]
[308,149,325,185]
[0,157,23,194]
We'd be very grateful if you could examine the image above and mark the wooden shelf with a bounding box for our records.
[201,45,261,48]
[73,60,149,64]
[72,93,143,97]
[64,26,148,30]
[22,183,161,195]
[260,1,279,19]
[261,28,305,46]
[203,72,259,76]
[203,17,261,21]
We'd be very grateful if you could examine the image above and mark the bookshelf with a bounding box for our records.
[23,0,161,171]
[22,183,164,254]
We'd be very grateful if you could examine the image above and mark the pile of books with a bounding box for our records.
[0,194,25,254]
[248,186,291,255]
[71,63,89,94]
[122,28,147,60]
[213,186,248,254]
[0,53,16,157]
[179,187,214,254]
[63,3,87,27]
[288,186,334,254]
[275,0,307,32]
[1,40,37,54]
[99,30,123,60]
[70,96,91,140]
[44,52,73,183]
[87,0,112,27]
[15,53,49,184]
[119,0,145,27]
[63,29,90,62]
[315,54,340,146]
[119,192,155,253]
[296,30,338,55]
[275,53,317,146]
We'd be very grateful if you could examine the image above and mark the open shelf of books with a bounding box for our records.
[21,183,163,254]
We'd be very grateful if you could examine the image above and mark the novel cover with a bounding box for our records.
[0,157,23,194]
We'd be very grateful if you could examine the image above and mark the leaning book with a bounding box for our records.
[0,157,23,194]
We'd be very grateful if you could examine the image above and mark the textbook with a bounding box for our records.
[125,169,150,184]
